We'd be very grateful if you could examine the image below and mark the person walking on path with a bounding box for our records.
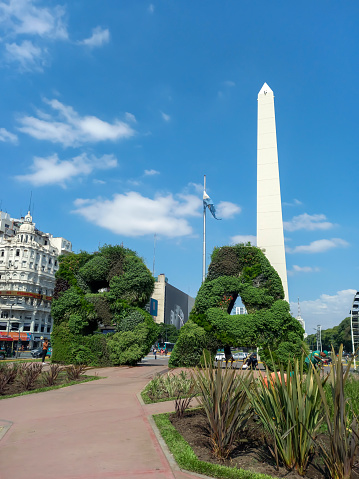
[153,347,157,359]
[224,345,234,367]
[305,350,328,370]
[40,338,49,364]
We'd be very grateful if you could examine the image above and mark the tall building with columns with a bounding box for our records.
[257,83,289,302]
[0,212,72,350]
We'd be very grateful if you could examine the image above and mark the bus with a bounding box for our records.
[157,341,175,352]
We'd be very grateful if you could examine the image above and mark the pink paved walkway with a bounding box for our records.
[0,364,200,479]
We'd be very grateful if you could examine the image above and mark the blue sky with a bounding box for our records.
[0,0,358,334]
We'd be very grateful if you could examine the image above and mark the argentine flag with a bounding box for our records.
[203,191,221,220]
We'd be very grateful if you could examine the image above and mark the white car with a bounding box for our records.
[232,352,247,361]
[215,352,225,361]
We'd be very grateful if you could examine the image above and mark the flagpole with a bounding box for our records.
[202,175,206,283]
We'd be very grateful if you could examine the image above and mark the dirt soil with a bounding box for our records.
[170,409,359,479]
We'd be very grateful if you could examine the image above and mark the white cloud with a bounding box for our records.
[15,153,117,187]
[230,235,256,245]
[79,26,110,47]
[0,0,68,39]
[187,182,203,194]
[144,169,160,176]
[17,98,135,146]
[216,201,241,219]
[283,198,302,206]
[287,265,320,276]
[125,112,136,123]
[93,179,106,185]
[0,127,18,143]
[223,80,235,87]
[291,289,356,332]
[72,192,202,238]
[148,4,155,13]
[161,111,170,122]
[287,238,349,254]
[5,39,45,70]
[284,213,335,232]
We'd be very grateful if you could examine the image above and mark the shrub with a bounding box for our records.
[18,363,43,390]
[169,320,219,368]
[313,345,359,479]
[193,355,251,460]
[0,364,18,394]
[66,364,87,381]
[42,364,63,386]
[243,356,324,475]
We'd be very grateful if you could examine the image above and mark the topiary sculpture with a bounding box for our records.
[169,244,304,368]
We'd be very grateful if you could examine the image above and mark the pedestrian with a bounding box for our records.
[304,350,328,371]
[165,349,168,356]
[40,338,49,365]
[224,345,234,367]
[153,347,157,360]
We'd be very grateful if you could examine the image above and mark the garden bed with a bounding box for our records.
[0,363,100,399]
[155,410,359,479]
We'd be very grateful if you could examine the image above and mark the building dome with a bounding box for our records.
[19,222,35,234]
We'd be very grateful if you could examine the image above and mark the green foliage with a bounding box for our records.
[200,348,213,368]
[192,356,251,460]
[108,254,155,307]
[78,255,111,292]
[52,245,156,366]
[168,320,219,368]
[154,412,276,479]
[107,323,150,366]
[86,294,113,326]
[116,307,148,332]
[243,357,324,475]
[157,323,179,343]
[306,317,352,352]
[312,345,359,479]
[171,244,302,368]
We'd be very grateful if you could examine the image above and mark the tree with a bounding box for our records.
[306,317,352,352]
[157,323,179,343]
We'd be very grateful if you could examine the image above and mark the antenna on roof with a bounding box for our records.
[28,191,32,213]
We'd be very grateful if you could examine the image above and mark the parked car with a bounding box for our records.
[31,347,52,358]
[232,352,247,361]
[215,352,225,361]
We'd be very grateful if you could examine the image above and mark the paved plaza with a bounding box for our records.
[0,358,200,479]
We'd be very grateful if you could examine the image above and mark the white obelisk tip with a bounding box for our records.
[258,82,273,96]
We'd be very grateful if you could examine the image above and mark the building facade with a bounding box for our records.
[150,274,195,329]
[0,212,72,350]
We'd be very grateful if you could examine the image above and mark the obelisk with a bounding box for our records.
[257,83,289,302]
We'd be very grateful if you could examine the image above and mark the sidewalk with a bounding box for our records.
[0,363,199,479]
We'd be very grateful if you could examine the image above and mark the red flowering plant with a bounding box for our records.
[219,295,233,311]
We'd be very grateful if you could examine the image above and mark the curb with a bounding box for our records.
[0,419,13,441]
[148,414,213,479]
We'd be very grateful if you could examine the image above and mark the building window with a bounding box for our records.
[23,250,28,258]
[11,323,20,331]
[34,324,38,332]
[16,249,20,256]
[44,240,48,245]
[1,250,4,257]
[1,312,8,318]
[0,322,6,331]
[23,323,31,332]
[40,325,44,333]
[48,258,52,264]
[30,251,34,258]
[46,326,51,333]
[22,261,26,267]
